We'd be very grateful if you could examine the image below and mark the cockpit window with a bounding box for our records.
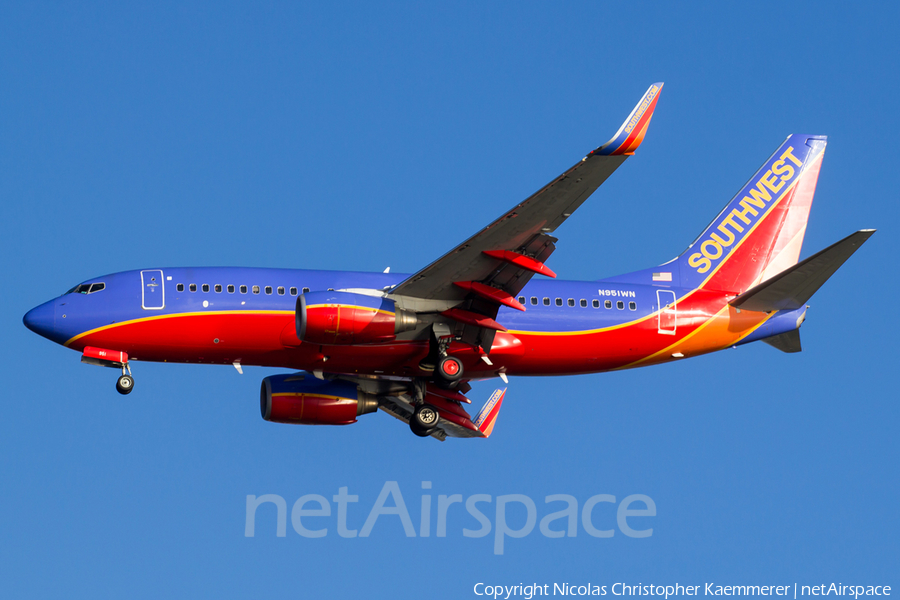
[66,282,106,295]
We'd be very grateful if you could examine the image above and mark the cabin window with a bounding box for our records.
[518,296,525,305]
[176,283,184,292]
[265,286,273,295]
[555,298,563,307]
[290,287,298,296]
[277,286,285,295]
[531,296,538,305]
[592,299,600,308]
[189,284,197,292]
[580,299,587,308]
[629,301,637,311]
[543,297,550,306]
[227,285,235,293]
[617,301,624,310]
[567,298,575,307]
[201,284,210,293]
[302,287,310,293]
[252,286,260,294]
[214,284,222,293]
[240,285,247,294]
[604,300,612,309]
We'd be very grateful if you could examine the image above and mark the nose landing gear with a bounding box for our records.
[81,346,135,395]
[116,365,135,395]
[116,374,135,394]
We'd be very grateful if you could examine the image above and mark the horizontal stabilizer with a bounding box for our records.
[730,229,875,312]
[762,329,802,353]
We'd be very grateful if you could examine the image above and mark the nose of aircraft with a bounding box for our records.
[23,300,57,339]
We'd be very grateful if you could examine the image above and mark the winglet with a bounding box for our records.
[473,388,506,438]
[593,82,663,156]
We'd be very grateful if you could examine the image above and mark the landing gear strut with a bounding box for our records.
[421,323,464,389]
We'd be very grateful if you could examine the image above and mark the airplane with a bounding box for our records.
[23,82,875,441]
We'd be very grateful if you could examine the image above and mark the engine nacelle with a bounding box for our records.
[296,291,417,345]
[260,374,379,425]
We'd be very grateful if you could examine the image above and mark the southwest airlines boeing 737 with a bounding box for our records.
[23,83,874,440]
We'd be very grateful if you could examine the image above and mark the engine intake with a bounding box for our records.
[296,291,417,345]
[260,374,379,425]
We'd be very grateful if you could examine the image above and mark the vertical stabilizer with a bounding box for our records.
[677,135,827,293]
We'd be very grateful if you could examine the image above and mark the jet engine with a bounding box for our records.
[260,374,379,425]
[296,291,417,345]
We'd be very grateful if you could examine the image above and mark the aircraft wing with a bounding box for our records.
[390,83,663,311]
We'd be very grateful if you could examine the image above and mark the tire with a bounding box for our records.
[116,375,134,395]
[412,403,440,430]
[436,356,463,385]
[409,419,433,437]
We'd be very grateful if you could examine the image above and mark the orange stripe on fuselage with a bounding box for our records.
[508,288,772,375]
[618,304,774,370]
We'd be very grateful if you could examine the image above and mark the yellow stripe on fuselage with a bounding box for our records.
[63,310,295,347]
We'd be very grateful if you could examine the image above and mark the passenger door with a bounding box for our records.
[141,270,165,310]
[656,289,676,335]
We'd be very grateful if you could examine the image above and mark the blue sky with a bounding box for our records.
[1,2,897,598]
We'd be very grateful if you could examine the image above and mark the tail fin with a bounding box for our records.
[473,388,506,438]
[676,135,827,293]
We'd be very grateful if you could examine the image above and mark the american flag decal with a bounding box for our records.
[652,272,672,282]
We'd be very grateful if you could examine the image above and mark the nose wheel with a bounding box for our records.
[116,375,134,394]
[116,364,134,395]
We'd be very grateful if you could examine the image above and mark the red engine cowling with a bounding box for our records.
[296,291,417,345]
[260,374,379,425]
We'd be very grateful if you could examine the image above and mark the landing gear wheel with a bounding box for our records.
[116,374,134,395]
[409,419,432,437]
[435,356,463,388]
[410,403,440,437]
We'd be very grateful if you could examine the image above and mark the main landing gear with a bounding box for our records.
[409,403,440,437]
[436,356,463,387]
[421,323,465,389]
[116,365,134,395]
